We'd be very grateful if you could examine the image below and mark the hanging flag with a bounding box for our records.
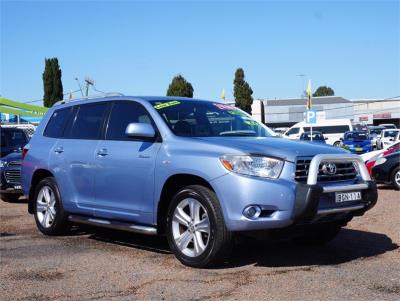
[306,80,312,109]
[220,88,225,101]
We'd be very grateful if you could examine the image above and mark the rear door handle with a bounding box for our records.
[97,148,108,156]
[54,147,64,153]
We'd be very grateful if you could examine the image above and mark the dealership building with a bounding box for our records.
[250,96,400,128]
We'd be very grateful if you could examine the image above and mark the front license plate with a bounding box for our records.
[355,147,363,152]
[335,191,362,203]
[14,185,22,190]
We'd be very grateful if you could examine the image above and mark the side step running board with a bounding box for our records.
[68,215,157,235]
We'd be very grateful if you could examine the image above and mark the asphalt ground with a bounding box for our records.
[1,186,399,301]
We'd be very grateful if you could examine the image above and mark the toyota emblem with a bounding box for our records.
[322,162,337,175]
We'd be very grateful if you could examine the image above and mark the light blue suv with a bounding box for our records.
[22,96,377,267]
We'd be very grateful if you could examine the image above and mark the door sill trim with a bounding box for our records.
[68,215,157,235]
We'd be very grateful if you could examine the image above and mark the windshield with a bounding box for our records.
[344,132,368,140]
[369,128,383,135]
[1,129,28,150]
[384,130,399,138]
[150,100,274,137]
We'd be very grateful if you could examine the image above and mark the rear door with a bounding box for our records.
[93,101,161,225]
[51,102,109,212]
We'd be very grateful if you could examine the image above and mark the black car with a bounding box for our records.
[371,152,400,190]
[1,127,29,202]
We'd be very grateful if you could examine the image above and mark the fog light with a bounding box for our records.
[243,205,262,219]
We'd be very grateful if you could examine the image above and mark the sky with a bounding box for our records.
[1,0,399,105]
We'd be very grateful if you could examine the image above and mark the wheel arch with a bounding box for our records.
[28,169,55,214]
[156,173,214,235]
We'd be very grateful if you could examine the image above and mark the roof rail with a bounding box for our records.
[54,92,125,106]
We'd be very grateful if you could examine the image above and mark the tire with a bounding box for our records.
[391,168,400,190]
[294,222,342,245]
[166,185,233,268]
[1,193,21,202]
[33,177,70,235]
[333,141,341,147]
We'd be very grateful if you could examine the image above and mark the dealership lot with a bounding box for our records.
[1,187,399,301]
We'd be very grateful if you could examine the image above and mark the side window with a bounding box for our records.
[106,102,153,141]
[66,103,108,140]
[44,108,72,138]
[287,127,299,135]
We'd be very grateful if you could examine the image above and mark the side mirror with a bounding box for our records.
[125,123,156,138]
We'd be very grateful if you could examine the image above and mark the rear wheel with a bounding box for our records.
[391,168,400,190]
[33,177,70,235]
[167,185,233,268]
[333,141,341,147]
[294,222,342,245]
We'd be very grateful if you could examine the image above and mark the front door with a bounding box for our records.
[93,101,161,225]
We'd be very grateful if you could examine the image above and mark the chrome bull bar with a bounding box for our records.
[307,154,371,193]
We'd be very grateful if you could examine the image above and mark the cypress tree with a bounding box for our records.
[43,58,63,107]
[233,68,253,114]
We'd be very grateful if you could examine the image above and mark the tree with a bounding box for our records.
[313,86,334,97]
[43,58,63,107]
[166,75,194,98]
[233,68,253,114]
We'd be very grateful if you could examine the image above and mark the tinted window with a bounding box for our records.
[344,132,368,140]
[44,108,72,138]
[106,102,153,141]
[286,127,299,135]
[66,103,108,139]
[303,125,350,134]
[1,129,28,148]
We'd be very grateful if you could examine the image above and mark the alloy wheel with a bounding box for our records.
[36,186,56,228]
[172,198,210,257]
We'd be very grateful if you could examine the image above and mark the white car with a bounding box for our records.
[376,129,400,150]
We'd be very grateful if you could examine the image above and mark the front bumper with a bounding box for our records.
[211,153,377,231]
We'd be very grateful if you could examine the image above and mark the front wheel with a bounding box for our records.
[333,141,341,147]
[391,168,400,190]
[167,185,233,268]
[33,177,70,235]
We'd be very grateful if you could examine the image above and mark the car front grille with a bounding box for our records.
[4,169,21,184]
[295,158,358,183]
[7,161,21,167]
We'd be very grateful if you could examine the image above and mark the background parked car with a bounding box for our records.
[368,125,385,149]
[371,153,400,190]
[340,130,372,154]
[1,127,29,202]
[299,131,326,143]
[376,129,400,150]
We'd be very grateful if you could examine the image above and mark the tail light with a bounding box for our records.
[22,145,29,160]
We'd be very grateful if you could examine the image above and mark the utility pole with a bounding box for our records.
[84,77,94,97]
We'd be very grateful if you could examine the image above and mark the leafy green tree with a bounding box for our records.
[166,75,194,98]
[313,86,334,97]
[43,58,63,107]
[233,68,253,114]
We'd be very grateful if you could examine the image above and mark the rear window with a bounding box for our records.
[304,125,350,134]
[1,129,28,148]
[44,108,72,138]
[65,103,109,140]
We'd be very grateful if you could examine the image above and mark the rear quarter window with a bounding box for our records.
[44,107,72,138]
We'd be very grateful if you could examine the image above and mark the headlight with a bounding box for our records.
[0,160,6,168]
[374,157,387,166]
[220,155,284,179]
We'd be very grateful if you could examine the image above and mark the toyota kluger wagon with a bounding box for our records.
[22,96,377,267]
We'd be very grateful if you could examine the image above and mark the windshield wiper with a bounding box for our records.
[219,130,257,137]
